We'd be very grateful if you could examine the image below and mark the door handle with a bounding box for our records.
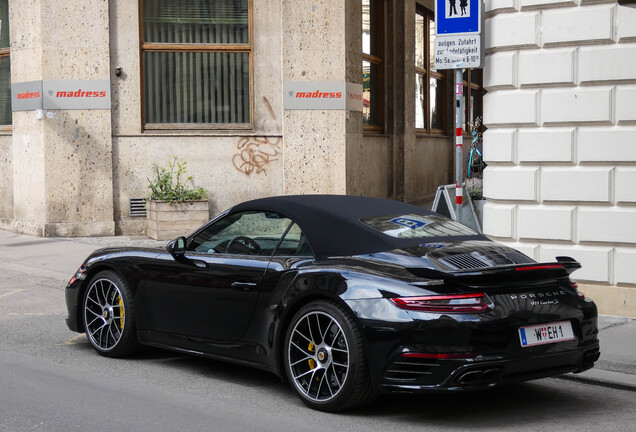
[231,281,257,291]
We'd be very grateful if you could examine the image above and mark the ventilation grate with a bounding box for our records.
[129,198,147,217]
[437,251,536,270]
[439,253,487,270]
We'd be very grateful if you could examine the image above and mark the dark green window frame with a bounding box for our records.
[140,0,253,130]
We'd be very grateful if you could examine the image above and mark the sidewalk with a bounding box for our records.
[0,229,634,392]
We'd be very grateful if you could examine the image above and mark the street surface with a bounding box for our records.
[1,252,635,431]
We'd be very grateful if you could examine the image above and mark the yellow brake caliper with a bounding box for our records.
[117,294,125,330]
[308,342,316,369]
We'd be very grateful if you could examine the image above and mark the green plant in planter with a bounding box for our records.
[147,156,207,203]
[468,187,484,201]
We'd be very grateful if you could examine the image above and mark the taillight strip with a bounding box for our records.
[515,264,563,271]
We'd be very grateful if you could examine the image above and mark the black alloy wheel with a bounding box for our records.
[284,300,376,411]
[83,271,140,357]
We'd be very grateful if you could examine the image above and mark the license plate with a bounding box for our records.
[518,320,575,347]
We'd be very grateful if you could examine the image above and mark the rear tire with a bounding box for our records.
[284,300,376,411]
[83,271,140,357]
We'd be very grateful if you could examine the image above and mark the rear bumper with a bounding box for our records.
[379,343,600,393]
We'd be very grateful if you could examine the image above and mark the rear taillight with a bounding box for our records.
[390,293,489,313]
[571,282,585,299]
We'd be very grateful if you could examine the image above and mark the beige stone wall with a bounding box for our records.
[109,0,285,234]
[281,0,353,196]
[113,135,284,234]
[1,0,455,237]
[9,0,115,237]
[0,134,12,224]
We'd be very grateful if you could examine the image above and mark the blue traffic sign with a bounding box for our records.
[435,0,481,35]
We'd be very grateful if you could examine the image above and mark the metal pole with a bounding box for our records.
[455,69,464,222]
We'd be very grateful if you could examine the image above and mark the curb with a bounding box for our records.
[555,369,636,393]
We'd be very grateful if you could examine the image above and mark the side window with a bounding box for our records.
[274,223,314,257]
[187,211,293,256]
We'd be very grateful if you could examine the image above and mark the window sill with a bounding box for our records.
[123,130,282,138]
[415,129,448,138]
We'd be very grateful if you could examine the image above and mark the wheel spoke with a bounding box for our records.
[293,328,313,345]
[87,316,102,328]
[108,323,119,346]
[291,356,313,367]
[305,315,317,345]
[86,308,101,318]
[329,327,342,347]
[90,321,107,338]
[319,317,334,344]
[94,281,103,306]
[290,340,312,356]
[329,363,342,389]
[293,367,316,381]
[87,295,101,308]
[316,369,329,397]
[105,283,115,305]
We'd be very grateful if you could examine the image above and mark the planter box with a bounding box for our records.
[146,200,209,240]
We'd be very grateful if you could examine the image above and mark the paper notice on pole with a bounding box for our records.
[434,35,482,70]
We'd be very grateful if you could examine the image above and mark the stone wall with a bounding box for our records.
[483,0,636,316]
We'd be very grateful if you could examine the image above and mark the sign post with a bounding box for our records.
[434,0,484,222]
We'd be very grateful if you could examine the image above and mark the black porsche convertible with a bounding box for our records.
[65,195,600,411]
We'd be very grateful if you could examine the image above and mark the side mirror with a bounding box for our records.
[167,236,187,260]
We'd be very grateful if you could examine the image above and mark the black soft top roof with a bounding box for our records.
[230,195,487,259]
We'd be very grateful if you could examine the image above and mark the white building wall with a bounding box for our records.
[483,1,636,317]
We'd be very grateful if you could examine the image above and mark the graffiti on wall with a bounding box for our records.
[232,137,282,176]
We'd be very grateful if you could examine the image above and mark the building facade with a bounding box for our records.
[482,0,636,316]
[0,0,466,238]
[1,0,634,316]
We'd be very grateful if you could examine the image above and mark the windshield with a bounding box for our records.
[360,214,477,239]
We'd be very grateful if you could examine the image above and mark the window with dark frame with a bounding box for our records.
[0,0,11,128]
[140,0,252,129]
[415,7,447,134]
[362,0,384,131]
[462,68,483,132]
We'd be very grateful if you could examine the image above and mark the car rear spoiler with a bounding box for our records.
[407,256,581,286]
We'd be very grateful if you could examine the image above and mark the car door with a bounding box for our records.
[138,211,294,345]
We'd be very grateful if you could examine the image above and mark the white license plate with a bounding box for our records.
[518,320,575,347]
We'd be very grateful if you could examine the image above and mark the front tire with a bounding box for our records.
[284,300,376,411]
[83,271,140,357]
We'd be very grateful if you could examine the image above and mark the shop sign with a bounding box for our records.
[11,80,111,111]
[43,80,110,110]
[284,81,363,111]
[11,81,43,112]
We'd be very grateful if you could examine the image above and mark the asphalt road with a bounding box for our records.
[1,267,635,432]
